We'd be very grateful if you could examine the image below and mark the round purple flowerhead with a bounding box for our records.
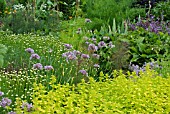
[25,48,34,54]
[81,54,90,59]
[79,70,88,76]
[94,64,100,68]
[33,63,43,70]
[0,97,12,108]
[108,42,115,48]
[88,43,98,52]
[30,53,40,60]
[44,65,53,70]
[73,50,81,56]
[21,102,33,112]
[98,41,106,48]
[64,44,72,49]
[0,91,4,96]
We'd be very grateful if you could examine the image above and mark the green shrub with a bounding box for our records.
[120,28,170,66]
[0,0,6,16]
[82,0,145,30]
[14,67,170,113]
[151,0,170,21]
[0,3,60,35]
[0,44,7,68]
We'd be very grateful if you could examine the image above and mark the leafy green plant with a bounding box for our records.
[0,0,7,16]
[0,2,60,35]
[151,0,170,21]
[0,44,7,68]
[120,28,170,66]
[82,0,145,30]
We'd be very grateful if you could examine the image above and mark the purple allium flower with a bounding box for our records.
[108,42,115,48]
[33,63,43,70]
[68,54,77,60]
[85,18,92,23]
[94,64,100,68]
[21,102,33,112]
[0,91,4,96]
[98,41,106,48]
[25,48,34,54]
[103,36,110,40]
[88,43,98,52]
[92,54,100,59]
[79,70,88,76]
[0,98,12,108]
[64,44,72,49]
[44,65,53,70]
[81,54,90,59]
[30,53,40,60]
[62,52,77,62]
[8,111,16,114]
[73,50,81,56]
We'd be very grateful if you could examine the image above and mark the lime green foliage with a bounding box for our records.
[0,44,7,67]
[15,67,170,113]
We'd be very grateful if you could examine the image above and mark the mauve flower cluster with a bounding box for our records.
[30,53,40,60]
[25,48,34,54]
[85,36,115,49]
[0,98,12,108]
[21,102,33,112]
[129,62,161,75]
[33,63,43,70]
[33,63,53,71]
[81,54,90,59]
[0,91,16,113]
[79,70,88,76]
[25,48,40,60]
[0,93,12,108]
[129,16,170,34]
[62,44,100,72]
[62,51,77,62]
[88,43,98,52]
[25,47,53,70]
[44,65,53,70]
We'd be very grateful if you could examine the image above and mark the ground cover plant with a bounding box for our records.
[1,0,170,113]
[11,66,170,113]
